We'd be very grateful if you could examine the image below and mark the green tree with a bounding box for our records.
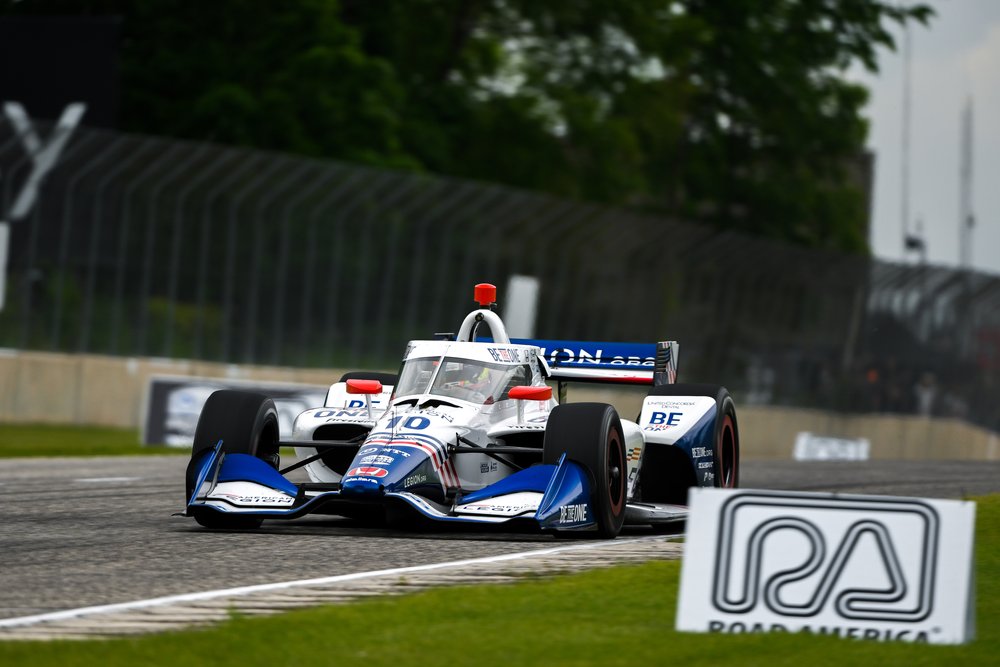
[341,0,931,251]
[3,0,417,167]
[3,0,933,251]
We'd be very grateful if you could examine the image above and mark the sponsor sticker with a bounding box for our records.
[422,409,454,423]
[360,454,395,465]
[214,492,294,506]
[646,399,697,409]
[648,411,682,426]
[542,348,653,366]
[381,447,411,458]
[487,347,523,363]
[346,466,389,478]
[403,473,428,487]
[677,489,976,644]
[462,502,534,515]
[638,396,716,445]
[558,504,588,523]
[455,491,542,517]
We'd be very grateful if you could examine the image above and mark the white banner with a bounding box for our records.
[677,488,976,644]
[0,221,8,312]
[142,375,327,447]
[794,432,870,461]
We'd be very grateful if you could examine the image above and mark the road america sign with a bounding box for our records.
[677,488,976,644]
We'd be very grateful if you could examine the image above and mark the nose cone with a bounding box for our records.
[340,466,388,497]
[342,411,466,497]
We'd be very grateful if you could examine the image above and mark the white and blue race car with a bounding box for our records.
[183,284,739,538]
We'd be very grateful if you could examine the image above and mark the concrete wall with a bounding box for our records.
[2,350,997,460]
[568,385,1000,461]
[0,349,349,429]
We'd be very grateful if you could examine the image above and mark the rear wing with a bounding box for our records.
[508,338,679,387]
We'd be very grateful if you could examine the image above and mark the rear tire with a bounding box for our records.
[185,390,281,529]
[543,403,626,538]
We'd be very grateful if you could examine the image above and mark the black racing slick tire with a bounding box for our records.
[184,390,281,529]
[543,403,627,539]
[645,383,739,489]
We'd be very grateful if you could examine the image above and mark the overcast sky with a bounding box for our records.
[853,0,1000,275]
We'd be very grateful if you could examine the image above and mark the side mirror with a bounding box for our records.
[346,379,383,395]
[508,386,552,401]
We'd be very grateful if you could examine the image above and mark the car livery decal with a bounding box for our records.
[364,431,460,489]
[345,466,389,478]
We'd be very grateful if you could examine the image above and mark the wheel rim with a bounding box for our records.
[607,429,625,514]
[258,416,280,468]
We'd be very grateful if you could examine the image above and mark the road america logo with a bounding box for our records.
[676,489,976,645]
[346,466,388,478]
[711,495,937,622]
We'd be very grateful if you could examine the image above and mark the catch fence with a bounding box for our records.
[2,124,998,431]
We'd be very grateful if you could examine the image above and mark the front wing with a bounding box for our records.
[184,443,687,532]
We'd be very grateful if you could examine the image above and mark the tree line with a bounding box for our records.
[3,0,932,252]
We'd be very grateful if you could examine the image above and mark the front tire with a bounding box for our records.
[543,403,626,538]
[185,390,281,529]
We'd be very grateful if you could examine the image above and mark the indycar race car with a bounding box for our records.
[183,284,739,538]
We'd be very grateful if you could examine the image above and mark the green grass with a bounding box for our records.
[0,423,184,457]
[2,495,997,666]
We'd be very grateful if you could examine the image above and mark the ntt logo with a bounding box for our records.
[676,489,976,645]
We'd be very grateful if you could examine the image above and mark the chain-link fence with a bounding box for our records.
[2,124,999,431]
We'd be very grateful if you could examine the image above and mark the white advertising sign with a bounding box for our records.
[677,488,976,644]
[794,432,870,461]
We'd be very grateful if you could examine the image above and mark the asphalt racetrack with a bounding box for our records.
[1,455,998,621]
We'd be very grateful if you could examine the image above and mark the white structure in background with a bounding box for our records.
[502,274,539,339]
[793,432,870,461]
[959,96,975,269]
[0,101,86,311]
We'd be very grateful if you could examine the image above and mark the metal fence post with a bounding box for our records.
[135,142,211,356]
[47,132,109,350]
[219,156,285,362]
[295,167,367,365]
[242,160,315,364]
[108,139,182,355]
[161,146,242,358]
[78,136,153,352]
[191,148,260,361]
[268,165,343,365]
